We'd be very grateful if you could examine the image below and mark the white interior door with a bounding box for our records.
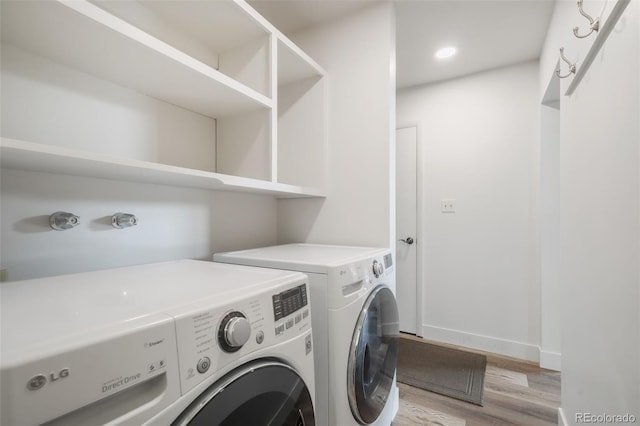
[396,126,418,334]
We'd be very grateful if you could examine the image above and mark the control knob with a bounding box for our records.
[218,311,251,353]
[372,260,384,278]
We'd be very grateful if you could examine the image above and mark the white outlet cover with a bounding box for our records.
[441,198,456,213]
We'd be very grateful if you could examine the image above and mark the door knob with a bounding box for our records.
[399,237,414,245]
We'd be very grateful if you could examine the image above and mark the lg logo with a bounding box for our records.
[27,368,70,391]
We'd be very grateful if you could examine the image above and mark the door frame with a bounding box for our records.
[539,68,562,371]
[396,121,424,337]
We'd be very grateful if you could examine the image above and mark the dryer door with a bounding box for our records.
[173,360,314,426]
[347,285,399,425]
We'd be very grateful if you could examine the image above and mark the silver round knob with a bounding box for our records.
[224,316,251,348]
[372,260,384,278]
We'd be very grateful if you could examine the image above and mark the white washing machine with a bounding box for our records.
[214,244,400,426]
[1,260,315,426]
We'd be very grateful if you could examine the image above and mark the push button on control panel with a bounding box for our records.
[275,324,285,336]
[286,318,294,329]
[256,330,264,344]
[305,335,312,355]
[197,356,211,374]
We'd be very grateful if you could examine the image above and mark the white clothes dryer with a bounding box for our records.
[214,244,400,426]
[1,260,315,426]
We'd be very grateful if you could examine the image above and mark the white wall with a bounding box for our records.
[0,170,277,281]
[276,2,396,251]
[397,61,541,361]
[540,1,639,423]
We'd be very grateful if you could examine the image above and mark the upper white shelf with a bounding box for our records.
[0,0,271,117]
[278,37,325,86]
[0,138,325,198]
[93,0,270,56]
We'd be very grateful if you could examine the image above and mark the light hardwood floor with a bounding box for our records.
[393,335,561,426]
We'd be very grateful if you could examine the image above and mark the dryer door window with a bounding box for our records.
[347,285,399,425]
[173,360,314,426]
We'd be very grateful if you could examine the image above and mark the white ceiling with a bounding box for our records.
[248,0,374,34]
[248,0,556,89]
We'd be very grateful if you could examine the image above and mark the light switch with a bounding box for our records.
[441,199,456,213]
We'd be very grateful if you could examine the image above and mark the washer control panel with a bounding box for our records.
[272,284,309,337]
[173,277,310,394]
[272,284,308,321]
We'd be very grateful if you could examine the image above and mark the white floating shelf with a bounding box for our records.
[0,139,325,198]
[0,0,271,117]
[94,0,271,56]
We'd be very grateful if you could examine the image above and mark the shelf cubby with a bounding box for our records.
[1,0,270,117]
[276,38,326,189]
[0,0,327,198]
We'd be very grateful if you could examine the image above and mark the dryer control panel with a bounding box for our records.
[384,253,393,269]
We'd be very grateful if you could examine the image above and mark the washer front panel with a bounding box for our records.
[2,315,180,426]
[347,286,399,424]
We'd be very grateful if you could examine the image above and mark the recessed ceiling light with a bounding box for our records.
[435,46,457,60]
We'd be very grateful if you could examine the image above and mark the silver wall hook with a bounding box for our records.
[573,0,600,38]
[112,213,138,229]
[49,211,80,231]
[556,47,576,79]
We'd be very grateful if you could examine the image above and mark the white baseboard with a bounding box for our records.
[421,324,540,362]
[558,407,568,426]
[540,350,562,371]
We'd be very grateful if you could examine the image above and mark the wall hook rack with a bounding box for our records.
[573,0,601,38]
[556,47,576,79]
